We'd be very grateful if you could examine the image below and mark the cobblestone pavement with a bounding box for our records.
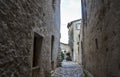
[51,61,83,77]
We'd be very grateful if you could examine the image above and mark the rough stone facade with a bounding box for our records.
[0,0,60,77]
[81,0,120,77]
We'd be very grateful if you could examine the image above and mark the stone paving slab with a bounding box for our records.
[52,61,83,77]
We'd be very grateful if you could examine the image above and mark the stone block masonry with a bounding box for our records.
[82,0,120,77]
[0,0,60,77]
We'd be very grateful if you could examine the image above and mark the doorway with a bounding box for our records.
[32,32,43,77]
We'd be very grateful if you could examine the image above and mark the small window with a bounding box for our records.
[51,35,55,70]
[95,38,99,49]
[52,0,56,11]
[76,23,81,29]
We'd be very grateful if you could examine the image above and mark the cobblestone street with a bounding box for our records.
[52,61,83,77]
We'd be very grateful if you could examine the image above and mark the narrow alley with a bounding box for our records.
[0,0,120,77]
[52,61,83,77]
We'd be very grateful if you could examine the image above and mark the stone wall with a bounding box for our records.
[0,0,60,77]
[82,0,120,77]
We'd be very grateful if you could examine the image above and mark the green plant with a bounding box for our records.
[61,52,64,61]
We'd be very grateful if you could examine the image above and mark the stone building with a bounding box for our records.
[81,0,120,77]
[60,42,70,61]
[0,0,60,77]
[67,19,82,62]
[60,42,70,53]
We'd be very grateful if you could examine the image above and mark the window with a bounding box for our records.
[76,23,81,29]
[51,35,55,70]
[52,0,56,11]
[95,38,99,49]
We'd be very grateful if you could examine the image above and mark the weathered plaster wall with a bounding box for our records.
[68,19,81,62]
